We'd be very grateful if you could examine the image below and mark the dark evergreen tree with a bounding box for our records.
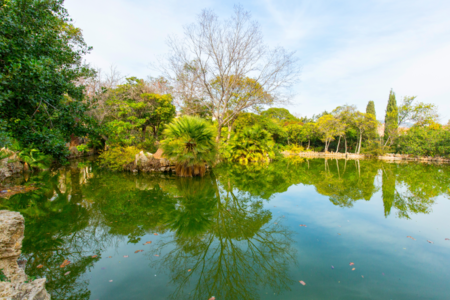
[384,89,398,142]
[366,101,376,118]
[366,101,377,137]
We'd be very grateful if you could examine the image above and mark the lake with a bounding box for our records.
[1,158,449,300]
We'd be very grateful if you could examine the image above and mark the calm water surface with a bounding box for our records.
[1,159,450,300]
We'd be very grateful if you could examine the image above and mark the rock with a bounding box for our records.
[153,148,164,159]
[0,150,23,179]
[0,211,50,300]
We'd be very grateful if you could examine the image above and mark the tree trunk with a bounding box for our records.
[344,137,348,153]
[227,124,232,141]
[308,139,310,150]
[336,136,341,153]
[215,122,223,143]
[358,132,363,154]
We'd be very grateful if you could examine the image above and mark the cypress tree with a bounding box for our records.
[366,101,376,118]
[366,100,377,137]
[384,89,398,141]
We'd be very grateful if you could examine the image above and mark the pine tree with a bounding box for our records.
[366,101,376,118]
[384,89,398,141]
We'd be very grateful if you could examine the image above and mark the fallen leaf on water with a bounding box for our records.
[101,267,106,270]
[446,238,450,241]
[64,271,70,276]
[37,264,43,269]
[382,273,385,276]
[92,255,98,258]
[209,297,216,300]
[349,262,354,266]
[331,266,334,269]
[274,223,278,224]
[361,275,364,278]
[123,255,129,258]
[299,280,306,286]
[299,224,307,227]
[60,260,71,268]
[352,268,356,271]
[109,280,113,282]
[338,233,341,235]
[134,250,143,253]
[407,236,416,240]
[188,269,191,272]
[427,240,434,244]
[108,256,112,258]
[144,241,152,245]
[153,233,158,236]
[154,255,159,257]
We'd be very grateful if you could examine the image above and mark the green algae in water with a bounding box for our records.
[1,159,450,300]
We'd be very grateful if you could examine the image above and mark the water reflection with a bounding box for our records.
[0,158,449,299]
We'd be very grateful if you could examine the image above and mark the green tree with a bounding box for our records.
[317,115,338,152]
[384,89,398,143]
[352,112,377,154]
[398,96,438,126]
[261,108,298,122]
[0,0,96,161]
[160,116,217,177]
[366,101,376,118]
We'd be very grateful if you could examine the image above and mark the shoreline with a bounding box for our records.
[282,151,450,164]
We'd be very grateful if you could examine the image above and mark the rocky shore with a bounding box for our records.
[0,211,50,300]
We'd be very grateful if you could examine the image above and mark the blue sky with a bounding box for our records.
[65,0,450,122]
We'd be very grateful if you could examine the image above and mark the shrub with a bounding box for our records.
[18,148,52,170]
[223,125,276,164]
[160,116,217,177]
[98,146,141,171]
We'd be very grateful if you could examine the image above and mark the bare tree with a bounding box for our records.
[159,6,300,141]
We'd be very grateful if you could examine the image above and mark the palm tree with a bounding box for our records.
[160,116,217,177]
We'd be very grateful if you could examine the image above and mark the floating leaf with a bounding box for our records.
[349,262,354,266]
[109,280,113,282]
[92,255,98,258]
[37,264,43,269]
[153,233,158,236]
[209,297,216,300]
[445,238,449,241]
[123,255,129,258]
[108,256,112,258]
[361,275,364,278]
[60,260,71,268]
[352,268,356,271]
[331,266,334,269]
[64,271,70,276]
[407,236,416,240]
[299,224,307,227]
[299,280,306,286]
[144,241,152,245]
[188,269,191,272]
[382,273,385,276]
[427,240,434,244]
[154,255,159,257]
[134,250,143,253]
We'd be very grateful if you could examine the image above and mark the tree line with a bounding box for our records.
[1,1,448,174]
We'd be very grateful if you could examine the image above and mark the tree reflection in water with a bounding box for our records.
[0,158,449,299]
[151,174,296,300]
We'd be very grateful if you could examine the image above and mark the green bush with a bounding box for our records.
[18,148,52,170]
[222,125,276,164]
[395,126,450,157]
[160,116,217,177]
[98,146,141,171]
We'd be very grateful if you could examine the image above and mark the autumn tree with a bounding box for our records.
[161,6,300,142]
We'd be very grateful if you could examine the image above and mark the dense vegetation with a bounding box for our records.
[1,1,449,176]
